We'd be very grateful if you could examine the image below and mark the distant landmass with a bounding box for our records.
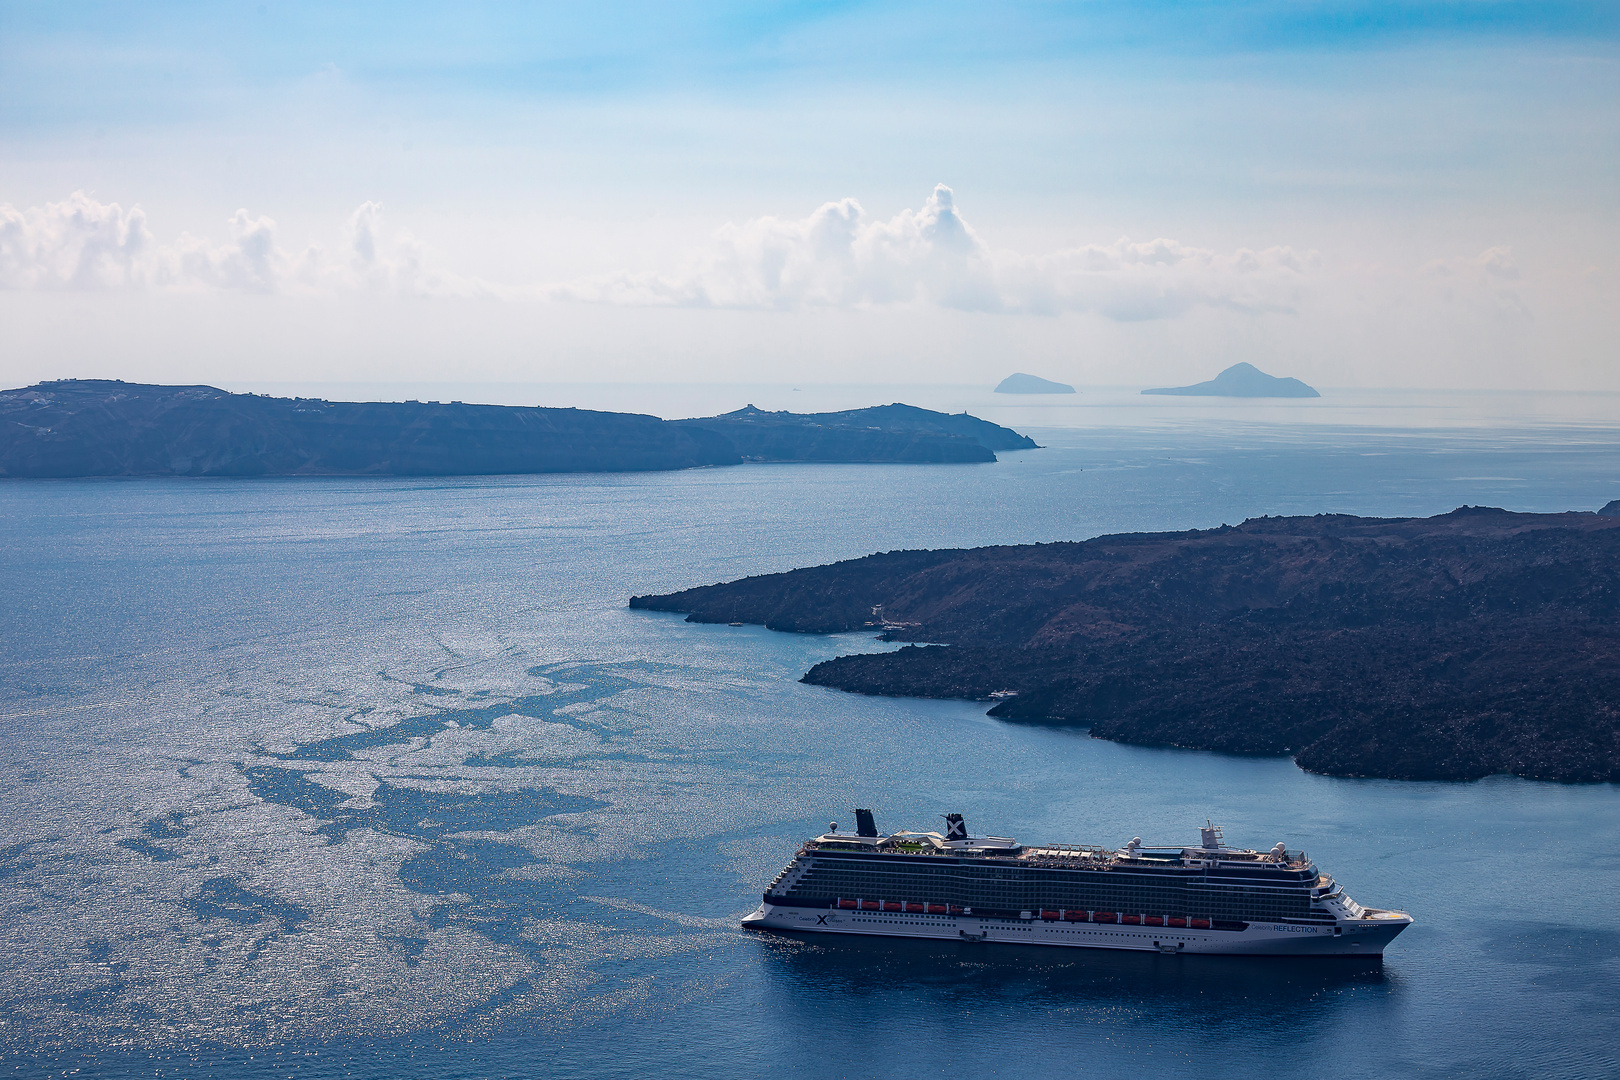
[0,381,1036,478]
[1143,362,1319,398]
[995,373,1075,394]
[678,404,1037,463]
[632,507,1620,782]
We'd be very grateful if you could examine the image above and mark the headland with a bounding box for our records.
[632,507,1620,782]
[0,381,1035,477]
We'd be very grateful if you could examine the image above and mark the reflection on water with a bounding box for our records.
[1,425,1618,1078]
[746,933,1402,1080]
[759,928,1390,1008]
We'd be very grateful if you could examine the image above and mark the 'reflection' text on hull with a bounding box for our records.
[743,811,1411,957]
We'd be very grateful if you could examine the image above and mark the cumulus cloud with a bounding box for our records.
[0,191,156,289]
[2,187,1524,329]
[0,192,470,296]
[175,209,282,292]
[558,184,1317,320]
[343,201,438,294]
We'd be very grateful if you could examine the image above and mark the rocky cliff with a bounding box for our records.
[632,507,1620,782]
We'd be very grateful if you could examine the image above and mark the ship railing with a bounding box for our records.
[1024,844,1109,858]
[1022,851,1118,870]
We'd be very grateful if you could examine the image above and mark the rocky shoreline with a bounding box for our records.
[0,381,1034,477]
[632,507,1620,782]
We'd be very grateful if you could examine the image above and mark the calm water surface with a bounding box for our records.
[2,423,1618,1079]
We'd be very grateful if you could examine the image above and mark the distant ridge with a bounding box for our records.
[0,380,1038,478]
[995,373,1075,394]
[682,403,1038,462]
[1143,362,1319,398]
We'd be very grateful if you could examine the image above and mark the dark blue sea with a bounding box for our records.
[3,414,1619,1079]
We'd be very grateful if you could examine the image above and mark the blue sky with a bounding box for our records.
[2,1,1615,390]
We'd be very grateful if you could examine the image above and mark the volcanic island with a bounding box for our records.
[633,507,1620,783]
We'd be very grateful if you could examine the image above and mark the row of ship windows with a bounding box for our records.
[801,882,1301,897]
[790,887,1305,914]
[808,904,1303,919]
[802,892,1305,907]
[807,893,1306,906]
[797,883,1305,906]
[799,904,1304,920]
[801,872,1306,895]
[811,863,1310,885]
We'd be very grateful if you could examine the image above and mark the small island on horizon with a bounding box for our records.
[1144,362,1320,398]
[0,380,1037,478]
[995,373,1076,394]
[632,506,1620,783]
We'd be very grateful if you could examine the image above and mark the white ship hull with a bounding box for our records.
[743,901,1409,957]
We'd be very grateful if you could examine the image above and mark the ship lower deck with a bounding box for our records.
[742,901,1408,957]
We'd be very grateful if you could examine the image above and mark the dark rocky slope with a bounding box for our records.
[0,381,1032,477]
[631,508,1620,782]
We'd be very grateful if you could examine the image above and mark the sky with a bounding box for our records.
[1,1,1616,393]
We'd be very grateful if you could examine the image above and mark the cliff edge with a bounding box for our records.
[632,507,1620,782]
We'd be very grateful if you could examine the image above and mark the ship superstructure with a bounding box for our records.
[743,812,1411,956]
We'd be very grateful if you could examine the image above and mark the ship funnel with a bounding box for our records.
[854,808,878,838]
[1199,820,1225,850]
[943,813,967,841]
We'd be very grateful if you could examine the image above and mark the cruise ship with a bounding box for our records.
[743,811,1412,956]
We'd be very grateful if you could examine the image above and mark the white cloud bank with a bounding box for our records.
[5,186,1545,339]
[0,192,461,296]
[557,185,1319,320]
[1,187,1312,321]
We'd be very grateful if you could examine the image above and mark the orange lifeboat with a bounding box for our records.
[1121,914,1141,925]
[1190,918,1211,929]
[1093,912,1117,924]
[1165,916,1185,927]
[926,904,948,914]
[882,900,902,912]
[837,898,858,910]
[860,900,881,911]
[1062,910,1086,922]
[1040,910,1061,921]
[1144,915,1164,926]
[904,902,925,913]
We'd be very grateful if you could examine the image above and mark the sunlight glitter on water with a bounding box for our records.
[1,426,1618,1078]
